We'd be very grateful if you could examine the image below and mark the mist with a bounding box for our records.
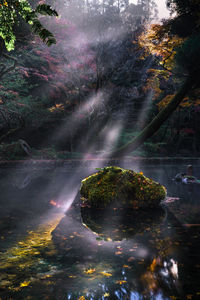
[29,0,165,160]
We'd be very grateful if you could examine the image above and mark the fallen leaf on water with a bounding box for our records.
[20,281,30,287]
[104,293,110,297]
[68,275,77,278]
[41,274,52,279]
[150,258,157,272]
[116,280,127,285]
[84,268,96,274]
[115,251,122,255]
[78,297,85,300]
[123,264,131,269]
[100,271,112,277]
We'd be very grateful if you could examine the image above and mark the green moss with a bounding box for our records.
[80,166,167,208]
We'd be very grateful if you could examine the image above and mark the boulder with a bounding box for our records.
[80,166,166,209]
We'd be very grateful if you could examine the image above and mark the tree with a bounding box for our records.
[0,0,58,143]
[111,0,200,156]
[0,0,58,51]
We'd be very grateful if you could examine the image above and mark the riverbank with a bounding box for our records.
[0,157,200,169]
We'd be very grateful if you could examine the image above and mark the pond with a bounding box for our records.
[0,161,200,300]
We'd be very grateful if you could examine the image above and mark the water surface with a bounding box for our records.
[0,162,199,299]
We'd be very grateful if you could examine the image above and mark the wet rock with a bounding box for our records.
[80,166,167,209]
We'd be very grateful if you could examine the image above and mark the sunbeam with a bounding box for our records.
[1,1,198,299]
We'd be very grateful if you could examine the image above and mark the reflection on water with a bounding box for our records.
[0,163,200,299]
[81,207,166,241]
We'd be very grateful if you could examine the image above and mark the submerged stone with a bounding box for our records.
[80,166,167,208]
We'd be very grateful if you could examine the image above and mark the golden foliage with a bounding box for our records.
[144,76,162,101]
[0,2,8,7]
[157,95,174,110]
[48,103,64,112]
[139,24,184,72]
[138,24,188,108]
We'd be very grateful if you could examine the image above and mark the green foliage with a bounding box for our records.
[0,1,16,50]
[0,1,58,50]
[0,68,52,128]
[35,4,57,16]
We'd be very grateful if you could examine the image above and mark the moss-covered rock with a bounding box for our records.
[80,166,167,208]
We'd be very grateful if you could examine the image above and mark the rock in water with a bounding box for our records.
[80,166,167,209]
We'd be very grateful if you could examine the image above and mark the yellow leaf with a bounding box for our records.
[84,268,96,274]
[20,281,30,287]
[123,265,131,269]
[78,297,86,300]
[116,280,127,285]
[150,258,157,272]
[68,275,77,278]
[100,271,112,277]
[104,293,110,297]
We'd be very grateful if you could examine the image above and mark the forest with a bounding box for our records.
[0,0,199,160]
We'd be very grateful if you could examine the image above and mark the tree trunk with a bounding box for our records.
[111,75,195,157]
